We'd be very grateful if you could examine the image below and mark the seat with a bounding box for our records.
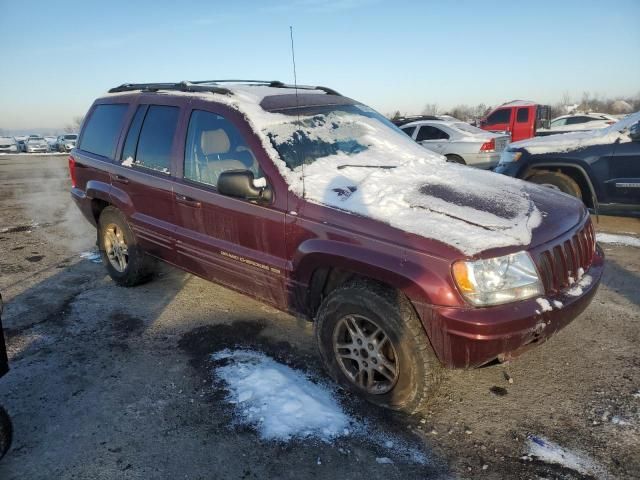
[198,129,248,186]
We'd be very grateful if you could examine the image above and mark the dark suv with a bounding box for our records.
[495,112,640,218]
[70,80,604,412]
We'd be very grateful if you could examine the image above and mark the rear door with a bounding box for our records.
[416,124,450,154]
[110,100,184,263]
[171,106,288,309]
[511,106,532,141]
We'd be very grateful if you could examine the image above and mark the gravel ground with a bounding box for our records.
[0,154,638,479]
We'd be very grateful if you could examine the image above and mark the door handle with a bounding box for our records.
[175,193,202,208]
[112,174,129,185]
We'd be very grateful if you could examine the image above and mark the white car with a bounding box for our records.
[541,113,617,133]
[0,137,19,153]
[400,119,510,169]
[24,136,50,153]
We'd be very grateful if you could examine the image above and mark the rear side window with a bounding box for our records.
[121,105,148,162]
[416,125,449,141]
[566,116,592,125]
[516,108,529,123]
[79,104,128,159]
[486,109,511,125]
[127,105,179,174]
[401,126,416,137]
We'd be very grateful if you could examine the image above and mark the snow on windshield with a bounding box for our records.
[512,111,639,154]
[159,86,544,255]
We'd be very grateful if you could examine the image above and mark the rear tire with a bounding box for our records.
[98,207,154,287]
[445,154,465,164]
[527,171,582,199]
[315,281,443,413]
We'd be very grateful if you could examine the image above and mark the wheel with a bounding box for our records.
[527,171,582,198]
[445,154,465,164]
[98,207,154,287]
[315,281,443,413]
[0,406,12,460]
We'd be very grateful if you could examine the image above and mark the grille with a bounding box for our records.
[535,220,596,293]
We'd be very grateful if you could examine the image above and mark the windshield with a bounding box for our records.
[28,137,44,142]
[452,122,487,135]
[64,134,77,140]
[263,104,430,171]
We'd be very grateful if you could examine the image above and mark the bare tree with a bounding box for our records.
[422,103,439,115]
[64,116,84,133]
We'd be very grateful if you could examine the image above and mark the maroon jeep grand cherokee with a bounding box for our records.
[70,80,604,412]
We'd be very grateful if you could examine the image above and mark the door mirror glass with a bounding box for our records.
[217,169,272,203]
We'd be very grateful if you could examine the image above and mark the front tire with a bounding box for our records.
[98,207,154,287]
[527,171,582,198]
[315,281,443,413]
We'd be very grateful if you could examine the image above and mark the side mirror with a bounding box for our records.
[629,121,640,142]
[217,169,273,203]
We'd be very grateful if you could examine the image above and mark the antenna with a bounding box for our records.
[289,25,305,199]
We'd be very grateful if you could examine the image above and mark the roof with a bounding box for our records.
[499,100,538,107]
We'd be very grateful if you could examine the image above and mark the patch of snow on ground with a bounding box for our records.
[525,436,606,478]
[536,298,553,312]
[211,349,430,464]
[212,349,352,442]
[596,233,640,248]
[566,275,593,297]
[80,250,102,264]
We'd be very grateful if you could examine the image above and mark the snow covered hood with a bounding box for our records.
[511,111,639,155]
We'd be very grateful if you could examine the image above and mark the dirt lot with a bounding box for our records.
[0,154,638,479]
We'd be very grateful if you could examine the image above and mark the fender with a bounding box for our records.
[85,180,112,204]
[292,238,460,312]
[108,183,135,217]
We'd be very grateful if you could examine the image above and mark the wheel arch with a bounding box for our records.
[524,162,598,209]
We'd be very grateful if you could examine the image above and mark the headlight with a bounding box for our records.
[499,150,522,165]
[452,251,543,306]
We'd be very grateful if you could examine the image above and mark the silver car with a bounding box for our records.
[24,136,50,153]
[0,137,19,154]
[56,133,78,152]
[400,119,510,169]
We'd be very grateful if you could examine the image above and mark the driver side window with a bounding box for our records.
[184,110,259,187]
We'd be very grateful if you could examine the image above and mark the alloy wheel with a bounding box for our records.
[103,223,129,273]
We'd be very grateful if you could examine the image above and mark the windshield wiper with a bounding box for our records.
[337,164,396,170]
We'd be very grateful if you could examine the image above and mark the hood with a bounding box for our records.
[301,158,584,256]
[511,111,639,155]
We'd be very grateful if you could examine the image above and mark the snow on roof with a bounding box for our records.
[499,100,538,107]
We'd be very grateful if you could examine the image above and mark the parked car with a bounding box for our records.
[56,133,78,152]
[495,111,640,217]
[0,137,19,154]
[24,136,50,153]
[399,118,510,168]
[479,100,551,142]
[0,294,13,461]
[70,80,604,412]
[536,113,618,136]
[45,136,58,150]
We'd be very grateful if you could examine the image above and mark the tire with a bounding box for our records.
[315,281,443,413]
[445,154,465,164]
[98,206,154,287]
[0,406,12,461]
[527,171,582,199]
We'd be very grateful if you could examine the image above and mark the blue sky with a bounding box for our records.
[1,0,638,130]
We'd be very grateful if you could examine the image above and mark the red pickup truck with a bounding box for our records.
[480,100,551,142]
[69,81,603,412]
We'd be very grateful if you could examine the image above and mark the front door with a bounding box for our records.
[603,133,640,205]
[416,124,450,154]
[171,108,288,309]
[511,106,532,142]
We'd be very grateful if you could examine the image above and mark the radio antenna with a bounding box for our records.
[289,25,305,199]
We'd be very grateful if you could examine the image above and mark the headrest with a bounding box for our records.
[201,129,230,155]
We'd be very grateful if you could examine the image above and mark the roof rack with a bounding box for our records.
[109,79,342,97]
[108,81,231,95]
[193,79,342,96]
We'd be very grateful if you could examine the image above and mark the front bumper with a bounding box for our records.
[419,245,604,368]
